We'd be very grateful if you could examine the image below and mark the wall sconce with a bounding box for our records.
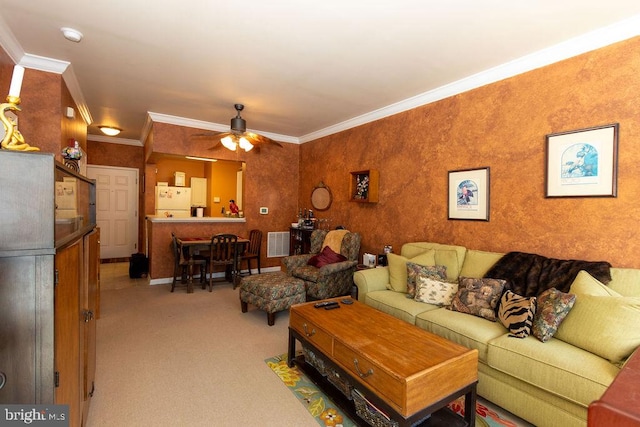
[1,65,39,151]
[99,126,122,136]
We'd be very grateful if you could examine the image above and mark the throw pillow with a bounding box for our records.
[307,245,347,268]
[497,290,537,338]
[387,250,436,293]
[531,288,576,343]
[447,277,506,322]
[414,276,458,306]
[406,262,447,298]
[554,295,640,364]
[569,270,621,297]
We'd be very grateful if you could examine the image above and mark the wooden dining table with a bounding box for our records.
[176,235,250,291]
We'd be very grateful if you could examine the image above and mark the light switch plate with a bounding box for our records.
[213,196,220,203]
[259,207,268,214]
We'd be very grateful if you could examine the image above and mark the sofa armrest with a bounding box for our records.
[353,267,390,302]
[588,347,640,426]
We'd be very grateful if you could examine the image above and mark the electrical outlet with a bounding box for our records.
[259,207,268,215]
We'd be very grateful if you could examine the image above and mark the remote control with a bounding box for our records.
[325,304,340,310]
[314,301,338,308]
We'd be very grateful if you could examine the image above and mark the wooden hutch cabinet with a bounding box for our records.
[289,226,314,255]
[0,151,99,427]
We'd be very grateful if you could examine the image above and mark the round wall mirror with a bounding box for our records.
[311,182,332,211]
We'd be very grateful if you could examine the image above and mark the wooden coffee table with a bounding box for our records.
[288,298,478,427]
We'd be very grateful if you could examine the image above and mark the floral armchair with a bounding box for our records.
[282,229,362,300]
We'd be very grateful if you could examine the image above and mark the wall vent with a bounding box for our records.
[267,231,290,258]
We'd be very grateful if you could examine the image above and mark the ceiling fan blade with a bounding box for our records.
[245,132,282,147]
[191,131,224,138]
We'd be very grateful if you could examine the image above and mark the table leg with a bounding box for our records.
[287,329,296,367]
[464,385,477,427]
[187,263,194,293]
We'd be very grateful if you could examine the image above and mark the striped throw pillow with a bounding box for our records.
[498,290,537,338]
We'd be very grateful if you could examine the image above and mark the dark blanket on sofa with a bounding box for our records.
[483,251,612,297]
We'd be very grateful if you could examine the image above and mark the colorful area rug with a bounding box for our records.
[266,353,521,427]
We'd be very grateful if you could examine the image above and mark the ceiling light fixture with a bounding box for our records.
[185,156,217,162]
[98,126,121,136]
[61,27,83,43]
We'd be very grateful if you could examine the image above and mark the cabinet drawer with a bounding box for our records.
[333,340,404,411]
[290,311,333,355]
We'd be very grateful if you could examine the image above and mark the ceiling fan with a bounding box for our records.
[193,103,282,152]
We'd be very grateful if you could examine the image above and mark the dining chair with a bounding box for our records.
[171,233,207,293]
[208,233,239,291]
[239,229,262,276]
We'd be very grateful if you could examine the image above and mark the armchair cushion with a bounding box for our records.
[308,245,347,268]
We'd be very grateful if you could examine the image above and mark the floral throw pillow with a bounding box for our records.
[447,277,506,322]
[406,262,447,298]
[414,276,458,306]
[531,288,576,343]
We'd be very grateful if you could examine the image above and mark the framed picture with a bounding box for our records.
[545,124,619,198]
[448,167,490,221]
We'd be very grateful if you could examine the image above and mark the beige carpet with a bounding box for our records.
[87,263,317,426]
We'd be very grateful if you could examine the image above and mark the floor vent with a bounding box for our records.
[267,231,290,258]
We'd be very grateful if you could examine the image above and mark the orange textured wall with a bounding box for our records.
[300,37,640,268]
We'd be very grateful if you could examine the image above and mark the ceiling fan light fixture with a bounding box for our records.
[239,137,253,152]
[98,126,121,136]
[220,135,237,151]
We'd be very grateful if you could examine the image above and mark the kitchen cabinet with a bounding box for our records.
[191,177,207,207]
[0,151,98,427]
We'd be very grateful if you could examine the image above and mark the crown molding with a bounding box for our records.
[88,134,143,146]
[147,111,300,144]
[299,14,640,143]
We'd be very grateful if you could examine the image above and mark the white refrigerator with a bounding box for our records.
[155,186,192,217]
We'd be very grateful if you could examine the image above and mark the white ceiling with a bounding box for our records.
[1,1,640,145]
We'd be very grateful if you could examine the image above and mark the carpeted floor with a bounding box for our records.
[88,262,532,426]
[266,353,525,427]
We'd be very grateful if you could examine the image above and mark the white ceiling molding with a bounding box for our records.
[88,134,143,146]
[298,14,640,144]
[147,111,300,144]
[0,14,23,63]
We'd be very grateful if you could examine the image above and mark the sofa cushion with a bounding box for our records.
[416,308,507,363]
[365,290,439,324]
[608,268,640,297]
[497,290,537,338]
[387,250,435,293]
[406,262,447,298]
[487,334,619,408]
[401,242,466,281]
[554,294,640,364]
[448,277,506,322]
[531,288,576,343]
[570,270,621,297]
[459,249,504,278]
[414,276,458,306]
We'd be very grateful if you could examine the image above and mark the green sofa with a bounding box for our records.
[353,242,640,427]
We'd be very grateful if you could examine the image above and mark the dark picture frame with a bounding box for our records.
[545,123,619,198]
[448,167,490,221]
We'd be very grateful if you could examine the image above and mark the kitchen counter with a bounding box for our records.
[146,215,246,223]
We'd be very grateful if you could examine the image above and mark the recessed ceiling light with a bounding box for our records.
[61,27,83,43]
[99,126,122,136]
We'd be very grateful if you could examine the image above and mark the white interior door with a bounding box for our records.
[86,165,139,259]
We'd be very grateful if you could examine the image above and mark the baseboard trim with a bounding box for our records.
[148,266,281,286]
